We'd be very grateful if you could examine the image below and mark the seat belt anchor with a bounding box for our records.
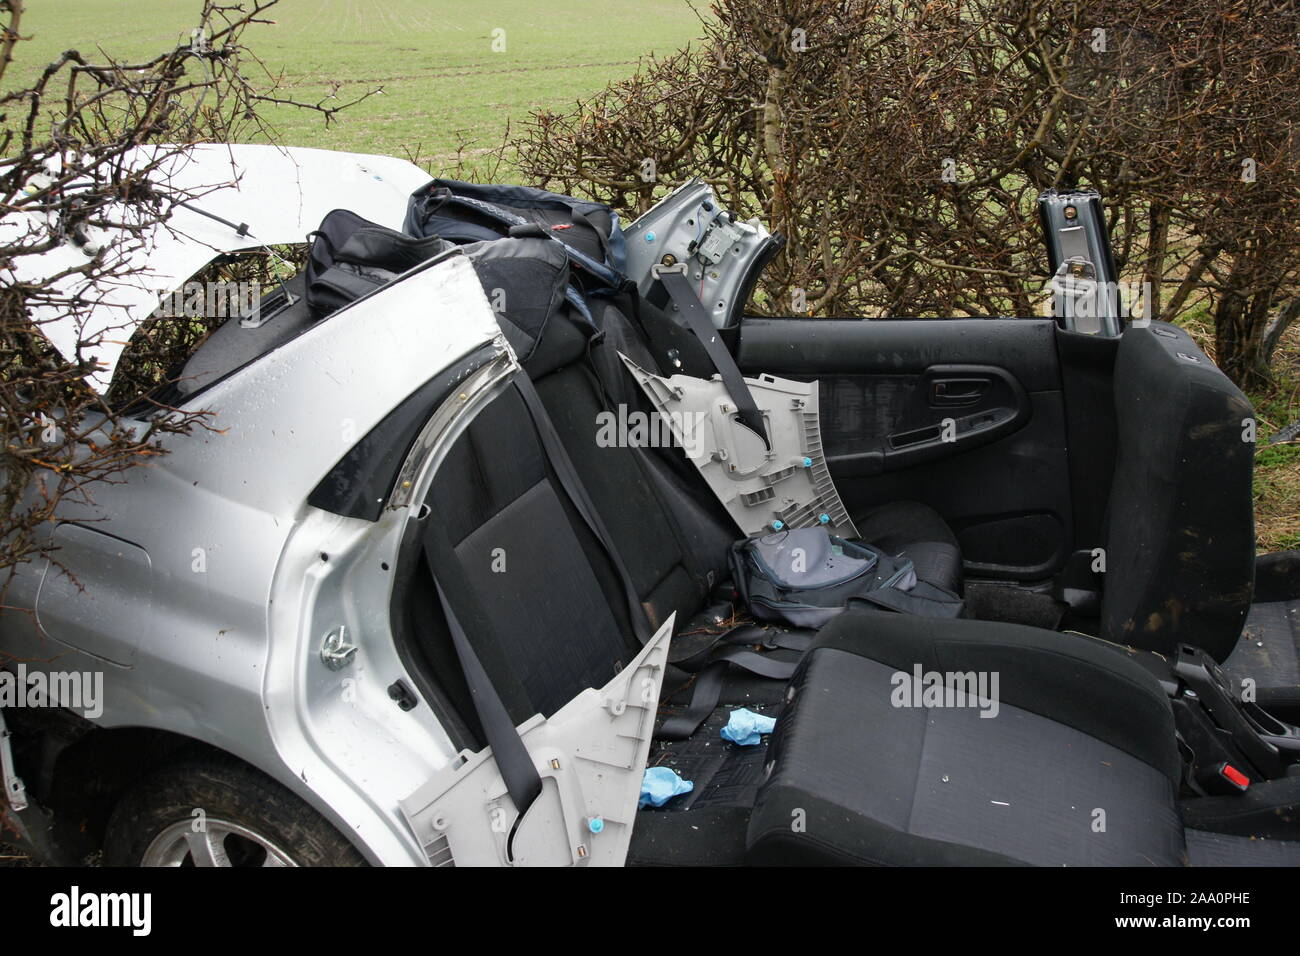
[651,261,689,279]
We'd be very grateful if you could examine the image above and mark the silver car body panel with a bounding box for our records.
[1,240,523,864]
[621,179,774,329]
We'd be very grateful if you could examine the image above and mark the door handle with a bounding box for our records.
[931,377,990,407]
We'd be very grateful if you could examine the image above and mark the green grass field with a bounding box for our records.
[4,0,704,169]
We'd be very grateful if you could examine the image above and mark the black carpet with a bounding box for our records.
[964,581,1067,630]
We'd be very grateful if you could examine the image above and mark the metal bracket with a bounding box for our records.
[1039,189,1122,337]
[697,218,746,265]
[650,261,688,280]
[320,625,357,670]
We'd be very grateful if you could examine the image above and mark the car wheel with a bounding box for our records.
[103,759,366,867]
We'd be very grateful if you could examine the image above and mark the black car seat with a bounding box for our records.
[1101,322,1256,662]
[745,609,1300,866]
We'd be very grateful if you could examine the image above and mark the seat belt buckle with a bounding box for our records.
[1216,762,1251,792]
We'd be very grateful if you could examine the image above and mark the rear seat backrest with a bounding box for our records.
[1103,322,1255,661]
[534,361,723,629]
[427,383,635,721]
[469,237,736,627]
[417,269,733,730]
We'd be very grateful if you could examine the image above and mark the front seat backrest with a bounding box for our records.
[1103,322,1255,661]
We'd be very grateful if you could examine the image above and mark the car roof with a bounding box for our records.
[2,144,432,391]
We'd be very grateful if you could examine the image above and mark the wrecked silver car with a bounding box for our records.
[3,145,1299,867]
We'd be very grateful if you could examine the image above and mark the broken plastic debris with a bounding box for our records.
[640,767,694,807]
[721,708,777,746]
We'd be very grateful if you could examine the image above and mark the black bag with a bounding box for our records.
[305,209,450,319]
[403,179,629,294]
[731,526,963,628]
[301,205,600,367]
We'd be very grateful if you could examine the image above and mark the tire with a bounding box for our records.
[102,758,367,867]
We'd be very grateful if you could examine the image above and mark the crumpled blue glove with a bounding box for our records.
[721,707,777,746]
[639,766,694,808]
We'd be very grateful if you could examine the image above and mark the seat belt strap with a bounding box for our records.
[513,373,654,644]
[657,651,799,741]
[862,581,965,618]
[656,627,808,741]
[667,623,812,670]
[657,662,730,741]
[656,267,770,448]
[421,522,543,817]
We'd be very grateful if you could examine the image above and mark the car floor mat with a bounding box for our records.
[964,581,1067,630]
[646,702,781,813]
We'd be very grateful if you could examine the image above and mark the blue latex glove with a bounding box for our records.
[639,766,694,808]
[721,707,777,746]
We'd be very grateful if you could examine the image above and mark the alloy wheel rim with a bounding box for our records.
[140,818,298,867]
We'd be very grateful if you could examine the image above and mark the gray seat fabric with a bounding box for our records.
[1184,829,1300,867]
[747,611,1188,866]
[1220,552,1300,698]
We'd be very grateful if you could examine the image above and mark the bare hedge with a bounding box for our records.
[506,0,1300,387]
